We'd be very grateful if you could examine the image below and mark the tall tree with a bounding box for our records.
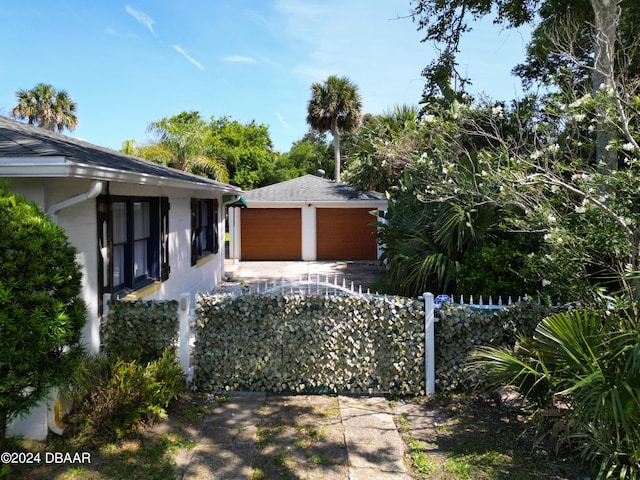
[343,105,422,192]
[306,75,363,182]
[11,83,78,133]
[145,111,228,182]
[410,0,635,167]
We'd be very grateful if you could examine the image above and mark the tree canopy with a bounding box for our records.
[11,83,78,133]
[307,75,363,181]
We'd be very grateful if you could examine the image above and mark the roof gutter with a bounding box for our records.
[47,180,103,221]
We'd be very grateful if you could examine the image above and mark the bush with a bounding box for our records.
[70,349,185,439]
[473,306,640,479]
[0,185,86,438]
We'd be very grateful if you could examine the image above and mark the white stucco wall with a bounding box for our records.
[4,177,228,439]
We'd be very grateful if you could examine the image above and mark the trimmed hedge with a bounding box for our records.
[102,299,179,363]
[193,293,426,395]
[435,301,557,391]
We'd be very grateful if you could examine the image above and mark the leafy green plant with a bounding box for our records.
[70,349,185,439]
[194,292,425,394]
[436,301,556,391]
[0,185,86,438]
[102,300,178,363]
[473,307,640,478]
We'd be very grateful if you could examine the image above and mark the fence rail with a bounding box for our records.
[252,274,372,296]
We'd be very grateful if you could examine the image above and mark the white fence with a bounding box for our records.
[177,280,532,396]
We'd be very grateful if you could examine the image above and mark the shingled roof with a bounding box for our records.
[0,116,242,193]
[242,174,385,203]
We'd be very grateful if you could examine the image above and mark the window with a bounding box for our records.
[97,195,169,302]
[191,198,218,265]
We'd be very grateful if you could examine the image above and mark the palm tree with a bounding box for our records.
[306,75,362,182]
[11,83,78,133]
[146,111,228,182]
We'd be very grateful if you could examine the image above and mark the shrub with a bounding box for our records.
[70,349,185,439]
[0,185,86,438]
[473,307,640,479]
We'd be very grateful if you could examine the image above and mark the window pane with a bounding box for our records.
[113,202,127,243]
[133,202,150,240]
[113,244,125,288]
[134,239,148,278]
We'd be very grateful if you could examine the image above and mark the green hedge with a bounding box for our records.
[435,301,557,391]
[102,299,179,363]
[193,293,426,395]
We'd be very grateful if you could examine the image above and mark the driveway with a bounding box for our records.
[224,260,385,293]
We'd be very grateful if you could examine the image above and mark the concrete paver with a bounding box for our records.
[224,259,385,293]
[182,392,266,480]
[182,392,412,480]
[339,395,413,480]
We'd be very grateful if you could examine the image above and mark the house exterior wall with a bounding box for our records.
[5,177,227,439]
[5,178,225,354]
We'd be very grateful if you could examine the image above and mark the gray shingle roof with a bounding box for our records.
[0,115,242,193]
[242,174,385,202]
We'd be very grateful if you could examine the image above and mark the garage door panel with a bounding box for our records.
[241,208,301,260]
[316,208,377,260]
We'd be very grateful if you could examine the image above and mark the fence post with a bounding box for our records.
[179,293,191,382]
[423,292,436,395]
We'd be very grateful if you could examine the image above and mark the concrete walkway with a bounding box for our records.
[182,392,411,480]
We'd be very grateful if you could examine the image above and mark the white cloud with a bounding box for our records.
[275,113,288,128]
[223,55,257,63]
[125,5,155,36]
[174,45,205,71]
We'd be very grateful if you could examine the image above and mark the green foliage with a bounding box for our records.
[473,307,640,479]
[436,301,555,391]
[11,82,78,132]
[282,130,334,179]
[342,105,422,192]
[457,235,540,298]
[194,293,425,394]
[102,300,179,364]
[0,185,86,436]
[70,349,185,439]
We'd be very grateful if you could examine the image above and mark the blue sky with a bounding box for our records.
[0,1,531,153]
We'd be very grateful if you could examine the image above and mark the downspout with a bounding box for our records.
[45,180,103,435]
[47,180,103,221]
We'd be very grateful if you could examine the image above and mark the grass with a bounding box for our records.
[395,393,591,480]
[0,392,204,480]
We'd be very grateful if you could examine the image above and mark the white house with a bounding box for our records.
[229,174,387,261]
[0,116,243,439]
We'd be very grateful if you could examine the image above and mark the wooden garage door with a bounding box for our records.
[241,208,301,260]
[316,208,377,260]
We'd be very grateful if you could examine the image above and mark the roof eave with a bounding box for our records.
[0,157,243,194]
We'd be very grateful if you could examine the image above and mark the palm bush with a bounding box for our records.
[473,307,640,478]
[70,348,185,439]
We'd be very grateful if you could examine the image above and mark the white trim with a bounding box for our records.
[244,200,386,209]
[0,158,243,194]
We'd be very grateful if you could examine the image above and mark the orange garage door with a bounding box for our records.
[241,208,301,260]
[316,208,377,260]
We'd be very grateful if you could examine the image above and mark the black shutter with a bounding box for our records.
[212,199,219,254]
[190,198,198,266]
[160,197,170,281]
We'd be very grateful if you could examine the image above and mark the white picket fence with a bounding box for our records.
[251,273,373,296]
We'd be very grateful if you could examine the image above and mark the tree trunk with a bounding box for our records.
[590,0,620,170]
[331,118,341,182]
